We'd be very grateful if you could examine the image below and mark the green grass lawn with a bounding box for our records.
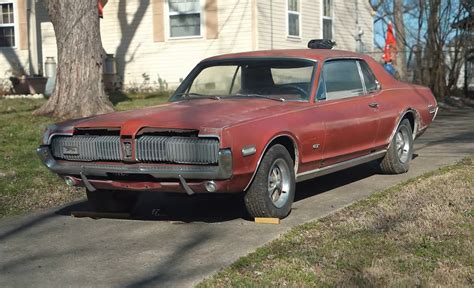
[199,157,474,287]
[0,92,170,218]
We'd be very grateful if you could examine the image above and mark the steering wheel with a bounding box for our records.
[276,84,308,99]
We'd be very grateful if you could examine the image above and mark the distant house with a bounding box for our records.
[0,0,374,90]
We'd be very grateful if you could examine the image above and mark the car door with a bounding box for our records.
[316,59,380,166]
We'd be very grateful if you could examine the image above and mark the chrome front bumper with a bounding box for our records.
[36,146,233,180]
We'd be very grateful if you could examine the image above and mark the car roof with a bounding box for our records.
[203,49,370,63]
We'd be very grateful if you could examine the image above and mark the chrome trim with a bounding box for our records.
[388,109,417,145]
[432,106,439,121]
[47,132,73,145]
[37,146,233,180]
[324,56,365,62]
[135,136,219,164]
[375,80,381,90]
[242,145,257,157]
[428,104,436,114]
[198,134,221,141]
[356,60,367,94]
[200,56,319,65]
[51,135,122,161]
[243,134,299,191]
[428,105,438,121]
[296,150,387,182]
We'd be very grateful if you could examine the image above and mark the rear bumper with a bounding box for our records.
[36,146,233,180]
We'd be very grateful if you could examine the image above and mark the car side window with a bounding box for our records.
[359,60,379,93]
[316,71,326,100]
[322,60,364,100]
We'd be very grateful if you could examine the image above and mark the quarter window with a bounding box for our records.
[322,60,364,100]
[316,72,327,100]
[359,61,379,92]
[169,0,201,38]
[322,0,332,40]
[288,0,300,37]
[0,1,15,47]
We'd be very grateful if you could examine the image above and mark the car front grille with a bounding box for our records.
[51,135,122,161]
[50,135,219,164]
[136,136,219,164]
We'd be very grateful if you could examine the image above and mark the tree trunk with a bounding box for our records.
[34,0,114,119]
[393,0,407,81]
[423,0,446,99]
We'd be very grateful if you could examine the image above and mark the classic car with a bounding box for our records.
[37,41,438,218]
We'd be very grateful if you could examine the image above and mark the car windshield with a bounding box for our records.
[171,59,316,102]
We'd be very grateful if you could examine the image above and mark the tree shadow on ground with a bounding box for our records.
[54,160,385,223]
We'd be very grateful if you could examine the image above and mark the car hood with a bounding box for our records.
[69,99,306,135]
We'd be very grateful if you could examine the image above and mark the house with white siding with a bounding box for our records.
[0,0,374,90]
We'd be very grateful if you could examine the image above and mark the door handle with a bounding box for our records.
[369,102,379,108]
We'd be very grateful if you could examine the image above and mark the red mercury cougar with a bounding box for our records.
[38,40,438,219]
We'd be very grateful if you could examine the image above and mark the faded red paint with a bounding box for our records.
[43,49,437,194]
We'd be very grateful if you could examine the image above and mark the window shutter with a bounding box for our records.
[152,0,165,42]
[18,0,28,50]
[205,0,218,39]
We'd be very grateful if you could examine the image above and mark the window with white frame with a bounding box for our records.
[288,0,300,37]
[168,0,201,38]
[0,1,15,47]
[323,0,332,40]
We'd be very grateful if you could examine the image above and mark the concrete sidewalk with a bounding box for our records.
[1,108,473,287]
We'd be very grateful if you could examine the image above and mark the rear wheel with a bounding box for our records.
[86,189,138,213]
[244,144,295,219]
[380,119,413,174]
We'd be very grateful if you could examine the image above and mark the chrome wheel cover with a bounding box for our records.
[396,126,411,163]
[267,159,291,208]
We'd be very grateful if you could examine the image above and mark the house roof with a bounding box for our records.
[203,49,371,63]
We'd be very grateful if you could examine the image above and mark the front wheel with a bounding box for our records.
[86,189,138,213]
[380,119,414,174]
[244,144,295,219]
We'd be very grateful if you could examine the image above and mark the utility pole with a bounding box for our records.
[355,0,364,52]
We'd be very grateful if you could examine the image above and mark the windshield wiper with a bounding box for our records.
[234,93,286,102]
[175,93,221,100]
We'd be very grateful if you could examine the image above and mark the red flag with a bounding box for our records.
[383,22,396,62]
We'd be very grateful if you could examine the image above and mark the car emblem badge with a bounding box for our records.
[122,140,133,160]
[62,146,79,155]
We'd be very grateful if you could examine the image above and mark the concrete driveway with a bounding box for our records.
[1,108,473,287]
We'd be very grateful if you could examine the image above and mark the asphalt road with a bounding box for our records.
[1,108,473,288]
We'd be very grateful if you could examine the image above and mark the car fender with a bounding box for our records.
[387,108,420,148]
[242,132,300,191]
